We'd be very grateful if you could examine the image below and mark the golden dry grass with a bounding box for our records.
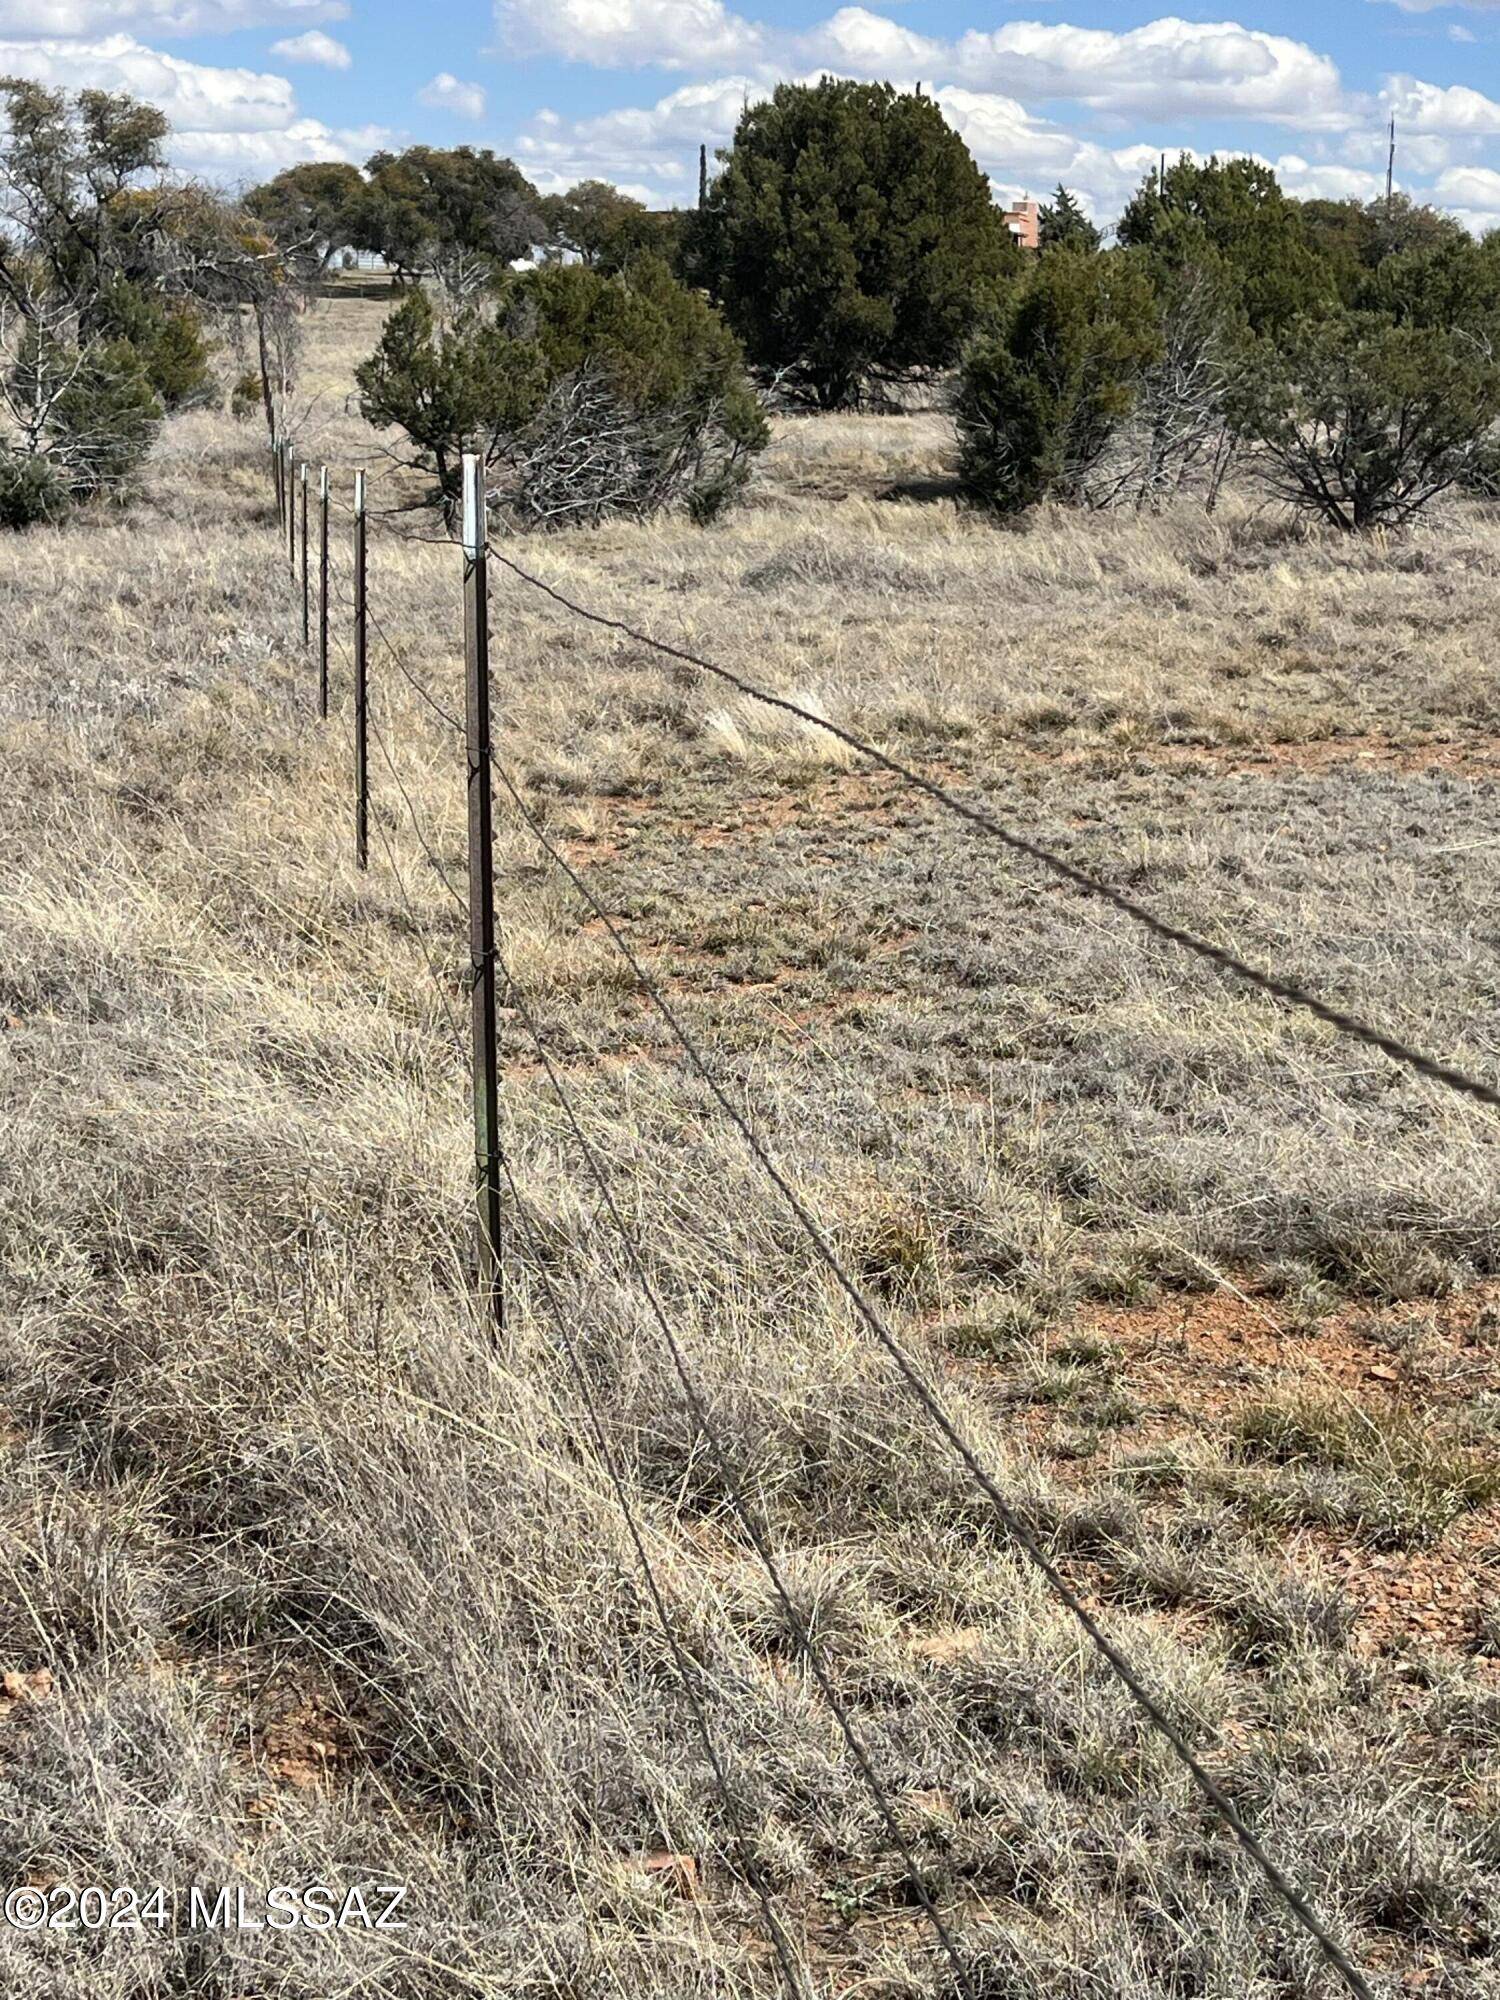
[0,291,1498,1997]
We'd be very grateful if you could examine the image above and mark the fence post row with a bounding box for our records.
[300,463,310,651]
[462,452,503,1329]
[353,470,369,872]
[318,467,329,721]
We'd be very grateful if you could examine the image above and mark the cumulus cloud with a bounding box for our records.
[1435,161,1500,220]
[417,71,486,119]
[498,0,762,70]
[943,19,1351,131]
[1271,155,1387,202]
[1381,74,1500,136]
[0,31,294,128]
[514,76,752,192]
[804,6,942,76]
[0,29,386,177]
[497,6,1356,134]
[0,0,346,31]
[269,27,349,67]
[171,117,385,174]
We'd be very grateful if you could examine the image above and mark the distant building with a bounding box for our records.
[1001,199,1040,250]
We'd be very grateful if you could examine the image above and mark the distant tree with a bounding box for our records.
[1039,185,1101,254]
[689,79,1017,407]
[355,287,545,513]
[1299,193,1467,302]
[361,146,544,296]
[957,248,1161,512]
[1230,249,1500,531]
[1118,213,1243,509]
[358,258,766,526]
[0,78,310,502]
[1117,155,1334,337]
[539,180,680,273]
[245,162,368,288]
[0,79,180,513]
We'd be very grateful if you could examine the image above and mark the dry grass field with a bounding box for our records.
[2,289,1499,1997]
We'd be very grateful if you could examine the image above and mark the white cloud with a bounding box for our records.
[0,0,345,31]
[804,6,942,76]
[1381,74,1500,136]
[0,31,294,128]
[498,9,1358,135]
[1271,155,1387,202]
[945,19,1352,132]
[171,117,385,175]
[269,27,349,68]
[514,76,752,193]
[1435,161,1500,209]
[0,28,386,179]
[417,71,485,119]
[934,88,1178,219]
[498,0,762,70]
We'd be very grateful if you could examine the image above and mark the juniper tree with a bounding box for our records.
[357,257,766,526]
[1039,186,1102,255]
[689,79,1017,408]
[957,248,1161,512]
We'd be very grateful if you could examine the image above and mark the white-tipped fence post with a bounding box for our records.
[287,451,298,578]
[353,470,368,871]
[300,462,310,650]
[463,453,502,1329]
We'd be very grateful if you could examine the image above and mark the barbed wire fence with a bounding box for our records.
[267,432,1500,2000]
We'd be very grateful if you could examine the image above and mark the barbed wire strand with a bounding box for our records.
[487,749,1377,2000]
[313,618,813,1997]
[289,498,1374,1994]
[322,770,764,1988]
[485,538,1500,1119]
[495,949,987,2000]
[364,594,468,738]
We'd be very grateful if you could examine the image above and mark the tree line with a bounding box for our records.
[5,73,1500,534]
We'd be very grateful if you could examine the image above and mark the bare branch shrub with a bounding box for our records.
[501,367,762,529]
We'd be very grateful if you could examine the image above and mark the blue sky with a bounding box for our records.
[5,0,1500,228]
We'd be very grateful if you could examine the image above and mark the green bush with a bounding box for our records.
[50,339,162,494]
[91,277,214,410]
[957,249,1161,513]
[689,78,1017,408]
[1118,155,1334,338]
[356,286,548,512]
[5,326,161,506]
[0,448,68,528]
[357,257,767,526]
[1230,303,1500,532]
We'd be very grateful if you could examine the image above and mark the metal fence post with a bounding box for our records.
[300,462,310,649]
[273,436,284,529]
[462,452,502,1327]
[288,452,298,579]
[318,466,329,720]
[353,470,369,871]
